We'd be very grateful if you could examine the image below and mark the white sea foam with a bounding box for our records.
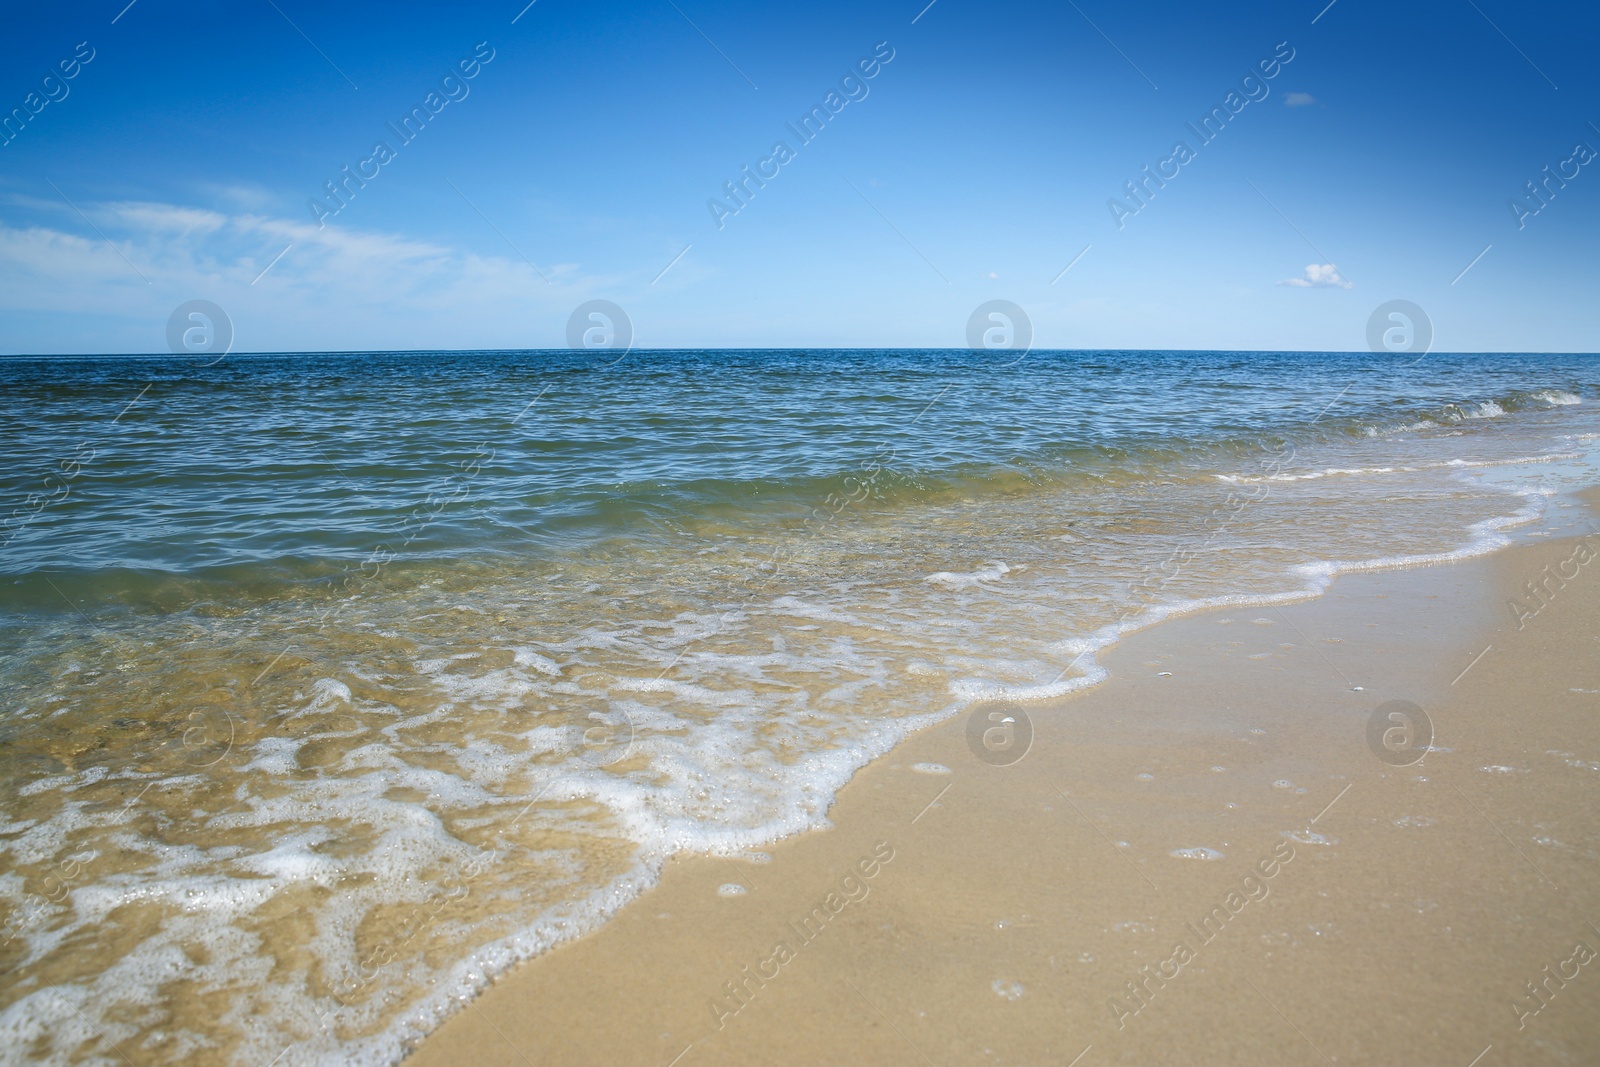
[1217,451,1584,484]
[511,647,564,675]
[923,560,1011,589]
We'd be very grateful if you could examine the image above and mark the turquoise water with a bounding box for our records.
[1,349,1598,1065]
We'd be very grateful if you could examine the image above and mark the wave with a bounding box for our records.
[1216,451,1585,484]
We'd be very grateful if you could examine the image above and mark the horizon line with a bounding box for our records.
[4,347,1597,360]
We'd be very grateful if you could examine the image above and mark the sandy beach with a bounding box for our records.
[408,491,1600,1066]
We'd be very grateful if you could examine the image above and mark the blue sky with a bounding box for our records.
[0,0,1595,354]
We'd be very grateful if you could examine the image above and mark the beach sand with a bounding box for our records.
[407,493,1600,1066]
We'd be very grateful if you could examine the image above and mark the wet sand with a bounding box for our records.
[407,494,1600,1066]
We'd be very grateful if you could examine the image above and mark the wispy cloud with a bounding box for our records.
[1277,263,1352,289]
[1284,92,1316,107]
[0,196,612,352]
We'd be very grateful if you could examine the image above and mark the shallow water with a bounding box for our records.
[1,349,1597,1064]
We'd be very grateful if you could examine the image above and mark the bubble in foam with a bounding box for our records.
[991,979,1025,1001]
[1170,847,1225,860]
[911,763,952,775]
[717,883,748,897]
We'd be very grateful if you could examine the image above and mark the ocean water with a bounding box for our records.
[1,349,1597,1065]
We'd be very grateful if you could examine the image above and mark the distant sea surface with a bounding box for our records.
[2,349,1597,1065]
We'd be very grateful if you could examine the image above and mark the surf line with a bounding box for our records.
[1046,434,1298,691]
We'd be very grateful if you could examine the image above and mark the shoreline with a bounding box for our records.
[404,488,1600,1065]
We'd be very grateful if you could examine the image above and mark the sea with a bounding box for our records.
[1,348,1597,1064]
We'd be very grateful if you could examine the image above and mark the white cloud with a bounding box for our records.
[105,202,228,235]
[1284,92,1316,107]
[0,196,623,353]
[1277,263,1352,289]
[194,182,283,213]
